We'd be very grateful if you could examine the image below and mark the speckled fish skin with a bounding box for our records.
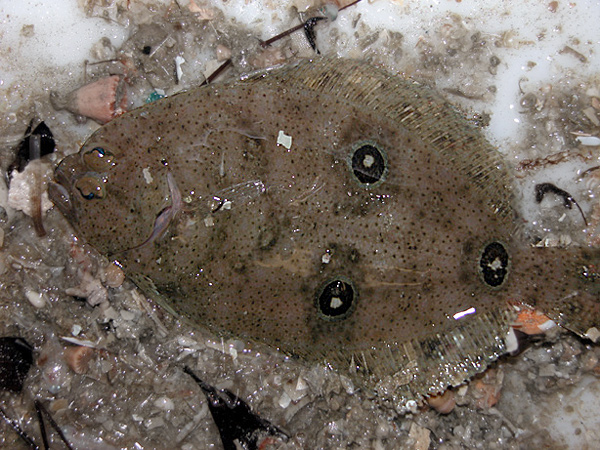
[50,58,600,405]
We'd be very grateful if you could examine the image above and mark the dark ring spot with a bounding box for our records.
[316,278,356,321]
[350,142,387,186]
[479,242,509,287]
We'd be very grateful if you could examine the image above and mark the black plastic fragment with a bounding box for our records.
[535,182,588,226]
[183,366,288,450]
[0,337,33,393]
[303,17,326,53]
[35,400,74,450]
[8,120,56,176]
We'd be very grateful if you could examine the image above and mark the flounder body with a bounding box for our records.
[50,58,600,406]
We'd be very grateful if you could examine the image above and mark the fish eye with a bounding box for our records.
[349,141,387,187]
[479,242,509,288]
[75,174,105,200]
[316,278,357,321]
[82,146,115,172]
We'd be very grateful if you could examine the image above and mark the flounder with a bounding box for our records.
[49,58,600,407]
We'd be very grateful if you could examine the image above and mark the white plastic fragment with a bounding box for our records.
[576,135,600,146]
[175,55,186,83]
[277,130,292,149]
[71,324,82,336]
[60,336,98,348]
[142,167,153,184]
[505,327,519,353]
[25,289,46,308]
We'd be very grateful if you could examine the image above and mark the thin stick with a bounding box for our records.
[0,406,39,449]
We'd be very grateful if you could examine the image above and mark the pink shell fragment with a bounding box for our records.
[52,75,127,124]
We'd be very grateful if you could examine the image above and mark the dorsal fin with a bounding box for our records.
[243,57,515,220]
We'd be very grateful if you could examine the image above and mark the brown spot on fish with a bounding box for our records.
[50,57,600,409]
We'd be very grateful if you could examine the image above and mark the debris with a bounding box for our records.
[0,337,33,393]
[8,120,56,176]
[276,130,292,149]
[427,389,456,414]
[64,345,95,374]
[50,75,126,124]
[183,366,289,450]
[408,422,431,450]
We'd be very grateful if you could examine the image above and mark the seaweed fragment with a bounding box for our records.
[8,120,55,177]
[183,366,288,450]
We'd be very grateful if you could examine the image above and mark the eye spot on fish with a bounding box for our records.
[316,278,356,321]
[75,174,105,200]
[82,146,114,172]
[349,142,387,187]
[257,228,277,250]
[479,241,509,288]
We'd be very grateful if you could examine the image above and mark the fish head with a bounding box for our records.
[49,122,172,255]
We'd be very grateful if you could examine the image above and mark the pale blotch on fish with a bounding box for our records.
[49,57,600,410]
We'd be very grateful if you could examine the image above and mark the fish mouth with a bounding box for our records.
[48,157,78,223]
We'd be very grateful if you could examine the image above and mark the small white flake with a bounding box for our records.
[277,130,292,149]
[321,252,331,264]
[505,327,519,353]
[204,216,214,227]
[278,391,291,408]
[576,135,600,146]
[25,290,46,308]
[405,400,418,414]
[175,55,186,83]
[60,336,98,348]
[295,376,307,392]
[142,167,153,184]
[538,319,557,331]
[585,327,600,342]
[154,396,175,411]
